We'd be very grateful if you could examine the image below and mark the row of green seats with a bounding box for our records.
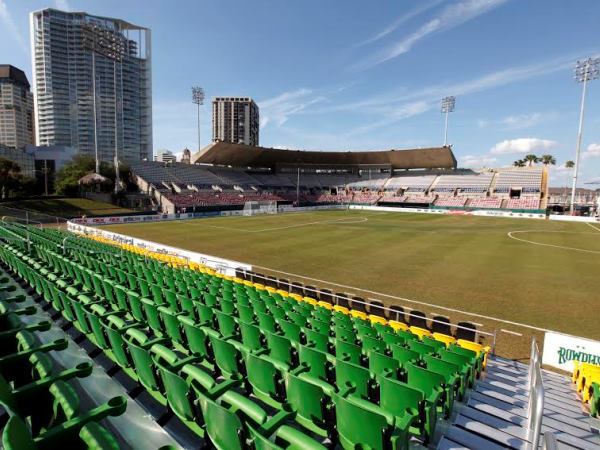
[0,225,481,449]
[0,241,333,449]
[0,274,126,450]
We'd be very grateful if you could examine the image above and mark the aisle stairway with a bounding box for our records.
[439,356,600,449]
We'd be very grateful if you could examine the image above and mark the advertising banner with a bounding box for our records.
[542,331,600,372]
[67,221,251,276]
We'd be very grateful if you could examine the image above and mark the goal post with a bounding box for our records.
[242,201,278,216]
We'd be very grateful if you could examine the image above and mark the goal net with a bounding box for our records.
[242,201,278,216]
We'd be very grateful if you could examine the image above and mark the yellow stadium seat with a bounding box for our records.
[388,320,409,332]
[303,297,318,306]
[333,305,349,315]
[290,294,303,302]
[317,301,333,310]
[457,339,491,367]
[369,315,387,325]
[276,289,290,297]
[253,283,265,290]
[350,310,367,320]
[410,326,432,339]
[433,332,456,347]
[265,286,276,293]
[574,363,600,394]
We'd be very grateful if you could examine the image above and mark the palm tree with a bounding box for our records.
[524,154,539,167]
[513,159,526,167]
[540,154,556,166]
[565,160,575,169]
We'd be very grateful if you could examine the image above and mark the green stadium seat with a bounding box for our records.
[406,339,437,357]
[335,358,376,401]
[369,351,400,379]
[335,340,364,365]
[209,334,246,380]
[379,376,436,443]
[405,363,449,418]
[303,328,331,353]
[421,355,463,401]
[333,394,411,450]
[297,344,334,383]
[265,332,297,368]
[284,372,333,438]
[245,353,286,407]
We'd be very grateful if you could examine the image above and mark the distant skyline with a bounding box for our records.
[1,0,599,185]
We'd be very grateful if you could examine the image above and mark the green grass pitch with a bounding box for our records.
[102,209,600,358]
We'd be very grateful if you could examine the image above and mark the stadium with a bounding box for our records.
[1,141,599,450]
[1,2,600,450]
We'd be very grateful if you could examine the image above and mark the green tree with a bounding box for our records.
[54,155,115,196]
[565,160,575,168]
[524,154,539,167]
[540,154,556,166]
[0,157,34,199]
[513,159,526,167]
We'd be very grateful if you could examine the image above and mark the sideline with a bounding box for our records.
[507,230,600,255]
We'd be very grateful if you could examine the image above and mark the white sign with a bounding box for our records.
[549,215,600,223]
[542,331,600,372]
[67,221,251,276]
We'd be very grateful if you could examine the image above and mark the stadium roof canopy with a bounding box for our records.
[192,142,457,170]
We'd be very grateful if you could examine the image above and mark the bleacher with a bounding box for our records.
[494,168,542,194]
[505,197,540,210]
[435,197,468,207]
[385,174,437,192]
[466,197,503,209]
[433,174,494,196]
[0,223,495,449]
[129,161,546,213]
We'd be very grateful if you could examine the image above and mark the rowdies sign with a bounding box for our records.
[542,331,600,372]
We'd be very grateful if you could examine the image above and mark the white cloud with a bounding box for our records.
[477,112,553,130]
[460,154,498,168]
[582,143,600,159]
[354,0,509,70]
[348,101,430,136]
[54,0,71,11]
[259,89,326,129]
[548,163,573,183]
[0,0,28,54]
[318,53,581,117]
[355,0,444,47]
[500,113,543,129]
[489,138,558,155]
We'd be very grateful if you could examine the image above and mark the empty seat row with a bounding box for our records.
[0,275,127,450]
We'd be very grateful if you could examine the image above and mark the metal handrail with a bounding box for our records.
[527,337,545,450]
[541,432,558,450]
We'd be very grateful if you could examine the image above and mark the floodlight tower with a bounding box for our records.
[192,86,205,152]
[441,96,456,147]
[570,58,600,215]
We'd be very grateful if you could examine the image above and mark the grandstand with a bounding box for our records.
[129,144,547,214]
[0,221,597,449]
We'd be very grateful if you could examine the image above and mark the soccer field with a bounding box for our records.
[102,210,600,358]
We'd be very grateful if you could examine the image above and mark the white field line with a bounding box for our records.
[586,222,600,233]
[507,230,600,255]
[250,262,553,334]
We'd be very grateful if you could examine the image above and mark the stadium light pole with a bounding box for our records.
[192,87,205,152]
[441,96,456,147]
[570,57,600,215]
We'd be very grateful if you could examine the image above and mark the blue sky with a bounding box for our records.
[1,0,599,186]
